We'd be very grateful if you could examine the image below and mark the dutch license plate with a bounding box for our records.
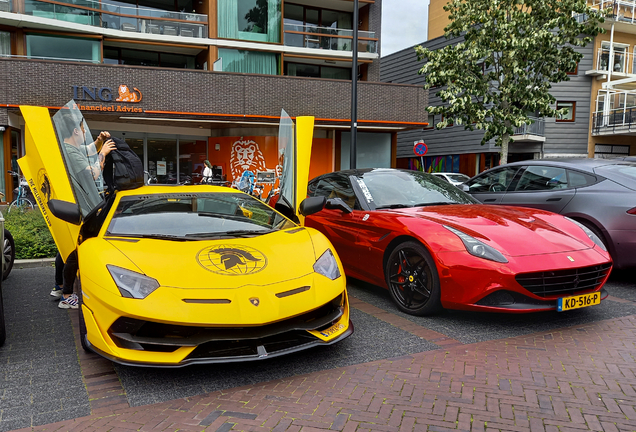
[557,292,601,312]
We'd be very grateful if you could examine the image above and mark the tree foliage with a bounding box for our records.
[415,0,605,163]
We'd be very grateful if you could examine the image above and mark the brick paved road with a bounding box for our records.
[2,267,636,431]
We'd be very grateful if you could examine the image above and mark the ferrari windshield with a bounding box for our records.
[106,192,296,239]
[358,170,479,209]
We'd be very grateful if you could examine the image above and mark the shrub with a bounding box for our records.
[4,208,57,259]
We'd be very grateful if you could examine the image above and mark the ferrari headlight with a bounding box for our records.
[565,218,607,252]
[107,265,160,299]
[314,249,341,280]
[444,225,508,263]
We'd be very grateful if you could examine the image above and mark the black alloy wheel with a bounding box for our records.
[3,229,15,281]
[385,241,441,316]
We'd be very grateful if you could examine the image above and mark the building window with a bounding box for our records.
[26,34,100,63]
[0,31,10,55]
[283,4,353,50]
[284,62,350,79]
[218,0,281,43]
[104,47,197,68]
[218,48,278,74]
[556,101,576,122]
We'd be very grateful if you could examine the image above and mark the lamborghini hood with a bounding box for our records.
[397,204,595,257]
[106,228,318,288]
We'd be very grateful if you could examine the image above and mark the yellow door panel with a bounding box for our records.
[18,105,80,260]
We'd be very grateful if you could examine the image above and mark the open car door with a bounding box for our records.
[18,101,106,260]
[274,109,315,224]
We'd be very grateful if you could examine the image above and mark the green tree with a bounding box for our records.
[416,0,605,164]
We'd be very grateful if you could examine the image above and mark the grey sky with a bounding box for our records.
[381,0,429,56]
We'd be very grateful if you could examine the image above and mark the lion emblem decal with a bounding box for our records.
[229,139,267,181]
[115,84,142,103]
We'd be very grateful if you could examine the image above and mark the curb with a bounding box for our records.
[14,257,56,269]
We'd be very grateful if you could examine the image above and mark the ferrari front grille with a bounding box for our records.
[515,263,612,298]
[108,293,344,352]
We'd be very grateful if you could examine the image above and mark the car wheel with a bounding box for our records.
[3,229,15,281]
[77,286,90,352]
[385,241,442,316]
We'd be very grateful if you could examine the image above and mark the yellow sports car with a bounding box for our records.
[18,102,352,367]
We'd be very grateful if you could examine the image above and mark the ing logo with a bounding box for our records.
[197,244,267,275]
[115,85,142,103]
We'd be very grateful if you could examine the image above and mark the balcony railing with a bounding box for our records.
[283,23,377,54]
[590,0,636,24]
[592,107,636,133]
[594,48,635,74]
[513,117,545,137]
[20,0,207,38]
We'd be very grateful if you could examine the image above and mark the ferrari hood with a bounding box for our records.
[106,227,317,288]
[399,204,593,257]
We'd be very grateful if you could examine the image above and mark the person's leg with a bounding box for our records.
[59,250,79,309]
[50,252,64,298]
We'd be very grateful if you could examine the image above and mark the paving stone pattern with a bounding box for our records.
[19,314,636,432]
[4,267,636,431]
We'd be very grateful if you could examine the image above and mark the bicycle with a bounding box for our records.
[7,170,34,213]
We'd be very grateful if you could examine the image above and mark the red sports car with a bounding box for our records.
[304,168,612,316]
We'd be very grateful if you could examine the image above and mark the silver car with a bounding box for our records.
[431,172,471,186]
[462,158,636,269]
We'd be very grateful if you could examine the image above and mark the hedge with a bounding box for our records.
[4,208,57,259]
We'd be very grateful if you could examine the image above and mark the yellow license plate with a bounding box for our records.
[557,292,601,312]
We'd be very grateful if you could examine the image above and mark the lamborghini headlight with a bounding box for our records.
[314,249,341,280]
[565,218,607,251]
[444,225,508,263]
[107,265,160,299]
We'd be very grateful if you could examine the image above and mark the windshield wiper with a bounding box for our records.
[185,229,275,239]
[375,204,412,209]
[412,202,455,207]
[106,233,188,241]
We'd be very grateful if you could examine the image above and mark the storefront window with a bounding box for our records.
[285,62,350,79]
[26,34,100,62]
[218,48,278,75]
[218,0,281,43]
[179,139,207,184]
[340,132,391,170]
[103,47,197,68]
[147,138,178,184]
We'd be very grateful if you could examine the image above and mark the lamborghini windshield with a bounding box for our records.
[52,101,105,217]
[358,170,479,209]
[106,192,296,239]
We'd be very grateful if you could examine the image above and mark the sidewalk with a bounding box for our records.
[11,258,55,271]
[14,304,636,432]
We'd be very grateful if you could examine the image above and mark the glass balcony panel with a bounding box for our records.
[282,23,377,53]
[22,0,207,38]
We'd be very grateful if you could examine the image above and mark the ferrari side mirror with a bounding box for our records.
[48,199,81,225]
[325,198,353,214]
[461,184,469,192]
[299,196,327,216]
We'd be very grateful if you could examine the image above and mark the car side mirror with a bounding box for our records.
[461,184,469,192]
[299,196,327,216]
[325,197,353,214]
[48,199,81,225]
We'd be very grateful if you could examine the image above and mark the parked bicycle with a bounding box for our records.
[7,170,34,213]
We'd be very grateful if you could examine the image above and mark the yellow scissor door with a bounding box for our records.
[276,109,314,224]
[18,102,103,260]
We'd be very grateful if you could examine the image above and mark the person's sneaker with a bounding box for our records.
[58,293,79,309]
[50,285,63,299]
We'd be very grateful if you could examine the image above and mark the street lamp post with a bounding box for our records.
[350,0,358,169]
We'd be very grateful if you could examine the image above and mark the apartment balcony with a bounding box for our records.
[590,0,636,33]
[283,23,377,54]
[6,0,208,38]
[511,117,546,142]
[592,107,636,134]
